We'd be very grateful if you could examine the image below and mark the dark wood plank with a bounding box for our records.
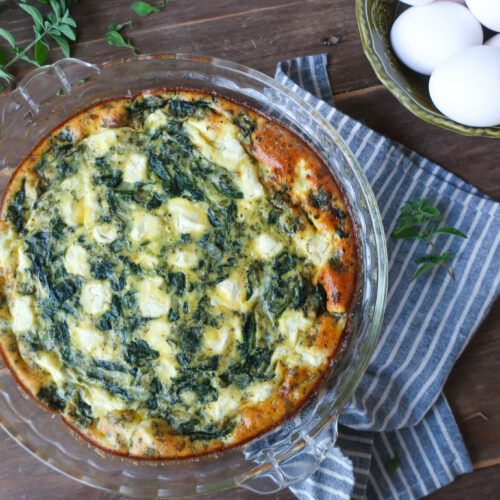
[424,465,500,500]
[1,422,500,500]
[0,1,499,499]
[0,0,379,94]
[443,296,500,470]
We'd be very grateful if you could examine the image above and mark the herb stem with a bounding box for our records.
[2,37,40,71]
[2,15,59,73]
[426,236,455,281]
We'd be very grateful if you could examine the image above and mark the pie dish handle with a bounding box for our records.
[237,415,338,494]
[0,58,99,141]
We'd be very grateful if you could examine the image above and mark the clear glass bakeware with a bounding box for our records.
[0,55,387,498]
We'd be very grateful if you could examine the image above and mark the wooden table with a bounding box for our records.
[0,1,499,498]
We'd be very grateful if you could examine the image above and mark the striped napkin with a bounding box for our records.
[275,54,500,500]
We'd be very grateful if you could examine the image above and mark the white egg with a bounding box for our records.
[429,46,500,127]
[390,2,483,75]
[398,0,433,5]
[486,34,500,48]
[466,0,500,33]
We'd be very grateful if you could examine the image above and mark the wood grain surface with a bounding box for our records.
[0,1,499,499]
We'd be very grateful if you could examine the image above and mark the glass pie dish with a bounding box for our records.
[0,54,387,498]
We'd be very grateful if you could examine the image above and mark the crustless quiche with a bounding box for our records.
[0,91,357,459]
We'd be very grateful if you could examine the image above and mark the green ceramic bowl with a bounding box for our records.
[355,0,500,137]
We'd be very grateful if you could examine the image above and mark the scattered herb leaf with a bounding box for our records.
[105,21,137,54]
[131,0,166,16]
[386,453,403,474]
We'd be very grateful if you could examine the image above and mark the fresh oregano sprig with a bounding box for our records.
[391,199,467,281]
[0,0,77,90]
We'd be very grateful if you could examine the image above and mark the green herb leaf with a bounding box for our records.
[422,205,440,216]
[131,0,166,16]
[51,34,70,57]
[390,225,420,239]
[18,4,44,28]
[415,255,441,265]
[105,22,137,54]
[0,28,16,48]
[440,251,455,262]
[386,454,402,473]
[19,53,39,66]
[34,40,47,65]
[434,226,468,238]
[0,68,13,82]
[57,23,76,41]
[109,21,133,32]
[105,30,134,51]
[412,263,438,281]
[415,253,454,265]
[50,0,60,15]
[64,16,77,29]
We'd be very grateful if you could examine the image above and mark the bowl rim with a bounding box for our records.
[0,53,388,496]
[355,0,500,138]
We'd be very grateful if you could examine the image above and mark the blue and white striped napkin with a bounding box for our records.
[275,54,500,500]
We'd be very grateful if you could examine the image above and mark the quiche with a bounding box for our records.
[0,91,357,459]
